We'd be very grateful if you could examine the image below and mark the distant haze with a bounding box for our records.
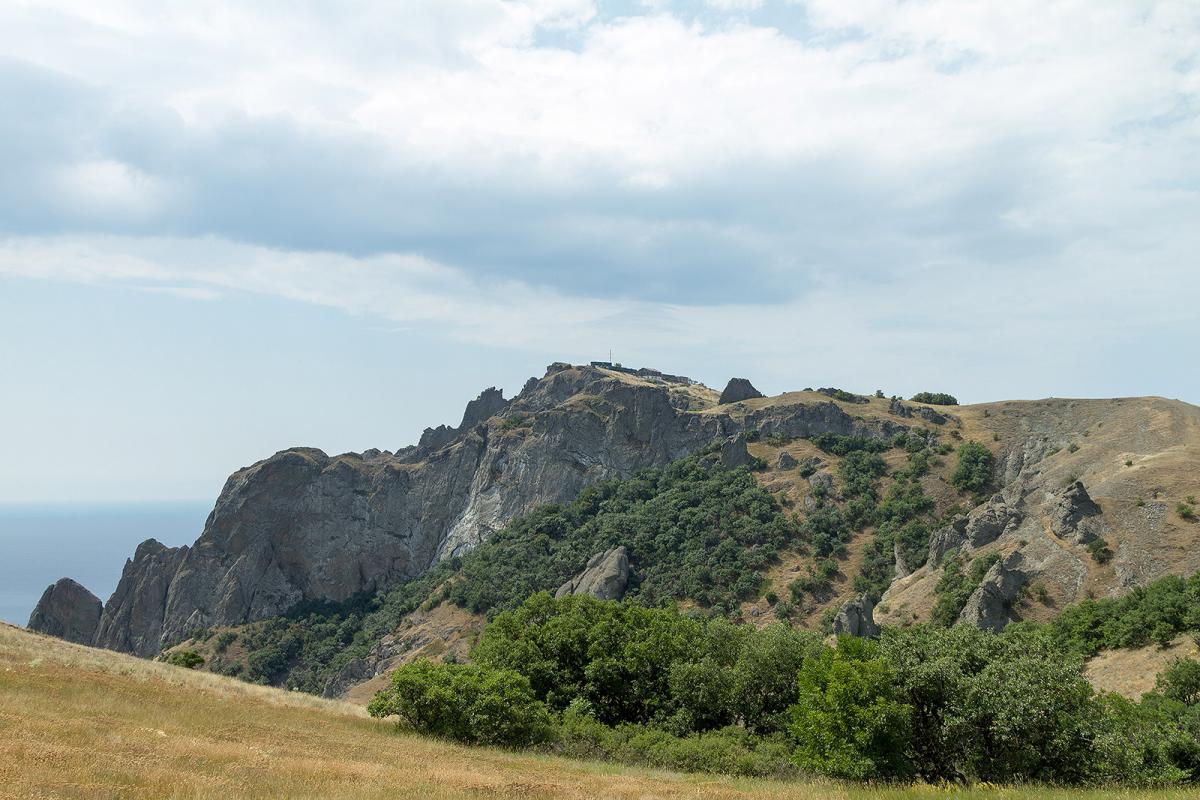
[0,503,208,626]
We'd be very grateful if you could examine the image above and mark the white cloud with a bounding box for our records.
[0,0,1197,397]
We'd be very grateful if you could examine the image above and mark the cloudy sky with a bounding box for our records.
[1,0,1197,503]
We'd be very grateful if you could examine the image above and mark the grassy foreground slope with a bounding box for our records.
[0,624,1190,800]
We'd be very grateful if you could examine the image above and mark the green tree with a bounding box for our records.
[789,638,913,779]
[1158,657,1200,706]
[731,624,821,734]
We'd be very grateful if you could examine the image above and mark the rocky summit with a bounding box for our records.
[26,364,1200,676]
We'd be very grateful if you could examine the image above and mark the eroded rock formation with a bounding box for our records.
[27,578,102,645]
[555,546,631,601]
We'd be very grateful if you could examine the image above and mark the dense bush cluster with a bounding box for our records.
[1032,572,1200,654]
[368,591,1200,786]
[910,392,958,406]
[447,453,799,616]
[367,660,550,746]
[950,440,993,494]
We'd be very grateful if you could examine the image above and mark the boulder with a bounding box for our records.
[777,451,798,470]
[27,578,103,645]
[808,471,836,495]
[1049,481,1101,544]
[958,552,1029,632]
[555,547,630,601]
[718,378,764,405]
[832,595,879,638]
[719,435,753,469]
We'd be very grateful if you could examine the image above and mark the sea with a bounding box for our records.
[0,502,210,626]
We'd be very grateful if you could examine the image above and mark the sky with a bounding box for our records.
[0,0,1198,504]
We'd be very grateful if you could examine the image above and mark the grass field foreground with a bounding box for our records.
[0,623,1186,799]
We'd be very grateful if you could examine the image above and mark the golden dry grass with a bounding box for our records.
[0,624,1190,800]
[1085,634,1200,699]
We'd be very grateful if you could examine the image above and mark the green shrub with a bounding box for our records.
[165,650,205,669]
[1179,503,1196,521]
[930,553,999,627]
[368,660,551,747]
[949,441,993,494]
[214,631,237,654]
[909,392,958,406]
[1087,538,1114,564]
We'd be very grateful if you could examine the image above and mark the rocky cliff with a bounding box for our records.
[36,363,909,657]
[31,365,1200,664]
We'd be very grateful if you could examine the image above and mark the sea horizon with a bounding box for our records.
[0,501,211,627]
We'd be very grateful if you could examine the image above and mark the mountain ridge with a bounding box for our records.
[27,364,1200,684]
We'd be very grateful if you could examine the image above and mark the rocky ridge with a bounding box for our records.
[30,363,909,657]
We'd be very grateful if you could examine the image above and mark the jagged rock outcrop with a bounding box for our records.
[958,552,1029,632]
[719,435,753,469]
[27,578,102,645]
[777,451,798,470]
[718,378,764,405]
[413,388,509,456]
[832,595,879,638]
[94,540,189,656]
[555,547,630,601]
[888,396,951,425]
[927,494,1023,567]
[1049,481,1102,544]
[459,387,508,429]
[808,471,836,495]
[893,538,912,580]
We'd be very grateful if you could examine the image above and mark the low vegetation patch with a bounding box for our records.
[909,392,958,406]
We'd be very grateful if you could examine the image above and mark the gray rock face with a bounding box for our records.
[777,451,798,470]
[27,578,102,645]
[893,538,912,580]
[832,595,879,638]
[718,378,764,405]
[555,546,630,601]
[958,552,1028,632]
[1050,481,1102,544]
[459,387,508,430]
[63,363,915,659]
[94,539,189,656]
[746,401,905,442]
[927,495,1022,567]
[719,435,753,469]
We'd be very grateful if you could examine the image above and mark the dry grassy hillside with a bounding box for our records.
[0,623,1191,800]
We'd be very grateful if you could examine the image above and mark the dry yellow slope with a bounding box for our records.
[2,623,1191,800]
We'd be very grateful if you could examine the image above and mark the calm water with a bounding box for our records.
[0,502,210,626]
